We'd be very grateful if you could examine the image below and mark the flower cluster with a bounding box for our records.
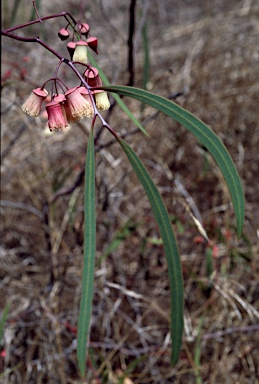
[59,22,98,63]
[22,84,110,131]
[21,19,110,131]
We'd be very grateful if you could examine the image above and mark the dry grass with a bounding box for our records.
[1,1,259,383]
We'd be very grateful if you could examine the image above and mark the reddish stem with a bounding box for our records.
[2,12,76,33]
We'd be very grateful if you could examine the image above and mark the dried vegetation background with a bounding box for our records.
[1,0,259,383]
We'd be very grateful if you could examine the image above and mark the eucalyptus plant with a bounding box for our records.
[1,3,245,379]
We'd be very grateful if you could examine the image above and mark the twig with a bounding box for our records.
[2,123,27,160]
[32,0,42,23]
[127,0,137,86]
[202,324,259,340]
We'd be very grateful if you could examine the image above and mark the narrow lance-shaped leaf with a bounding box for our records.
[0,303,10,342]
[116,136,184,366]
[88,51,149,137]
[103,85,245,237]
[77,127,96,378]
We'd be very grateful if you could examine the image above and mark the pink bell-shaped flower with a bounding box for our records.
[65,87,93,119]
[21,88,48,116]
[77,87,94,117]
[53,94,66,103]
[46,101,69,131]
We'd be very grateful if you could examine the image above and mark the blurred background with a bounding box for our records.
[1,0,259,383]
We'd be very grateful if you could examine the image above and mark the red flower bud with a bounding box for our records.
[58,28,70,41]
[67,41,77,60]
[86,36,98,54]
[84,67,102,87]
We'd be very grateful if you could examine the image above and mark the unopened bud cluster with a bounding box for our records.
[58,22,98,63]
[21,19,110,131]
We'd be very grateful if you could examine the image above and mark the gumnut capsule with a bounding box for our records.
[86,36,98,54]
[84,67,102,87]
[78,23,90,36]
[58,28,70,41]
[67,41,77,60]
[21,88,48,116]
[72,41,88,64]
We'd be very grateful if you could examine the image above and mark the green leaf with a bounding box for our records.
[103,86,245,237]
[88,52,149,137]
[116,137,184,366]
[142,21,150,91]
[0,303,10,342]
[77,127,96,378]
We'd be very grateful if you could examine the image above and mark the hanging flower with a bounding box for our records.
[46,101,69,131]
[94,90,110,111]
[77,87,94,117]
[65,87,93,119]
[72,41,88,64]
[53,94,66,103]
[84,67,102,87]
[21,88,48,116]
[52,91,75,123]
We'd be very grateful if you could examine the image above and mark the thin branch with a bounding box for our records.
[202,324,259,340]
[32,0,42,23]
[127,0,137,86]
[2,12,76,33]
[2,123,27,160]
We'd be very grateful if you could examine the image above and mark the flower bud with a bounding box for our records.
[94,90,110,111]
[86,36,98,54]
[79,23,90,36]
[58,28,70,41]
[67,41,76,60]
[72,41,88,64]
[84,67,102,87]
